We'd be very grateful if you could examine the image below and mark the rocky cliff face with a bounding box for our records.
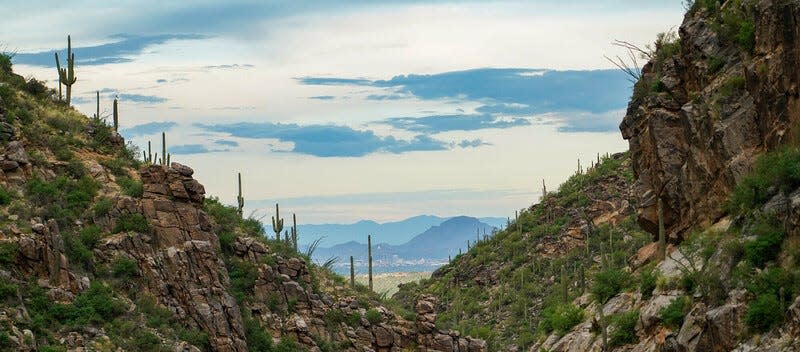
[621,0,800,241]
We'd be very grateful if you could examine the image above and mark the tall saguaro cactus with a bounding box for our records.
[236,173,244,217]
[272,204,284,241]
[542,179,547,197]
[350,256,355,288]
[161,132,167,166]
[291,213,298,251]
[55,35,77,105]
[113,97,119,131]
[368,234,373,292]
[93,91,99,119]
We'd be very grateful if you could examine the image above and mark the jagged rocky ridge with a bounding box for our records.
[0,57,487,351]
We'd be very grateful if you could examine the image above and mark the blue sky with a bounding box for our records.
[3,0,685,223]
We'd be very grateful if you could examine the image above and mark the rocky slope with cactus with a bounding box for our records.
[395,1,800,351]
[0,55,487,351]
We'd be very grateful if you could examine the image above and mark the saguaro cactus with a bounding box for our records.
[542,179,547,198]
[161,132,167,166]
[658,198,666,261]
[272,204,284,241]
[291,213,298,251]
[368,234,373,292]
[350,256,355,288]
[236,173,244,217]
[113,97,119,131]
[93,91,99,119]
[55,35,77,105]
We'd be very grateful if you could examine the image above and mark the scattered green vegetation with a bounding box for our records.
[116,176,144,198]
[0,242,18,267]
[727,147,800,216]
[592,268,631,303]
[609,310,639,347]
[111,257,139,279]
[638,266,658,300]
[365,308,382,324]
[659,296,690,329]
[538,304,584,335]
[745,294,783,332]
[113,213,149,233]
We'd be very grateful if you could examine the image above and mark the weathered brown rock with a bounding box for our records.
[621,1,800,241]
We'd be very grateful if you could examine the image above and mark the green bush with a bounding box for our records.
[111,257,139,279]
[0,52,12,74]
[539,303,584,335]
[639,267,658,300]
[744,217,786,267]
[50,282,127,326]
[79,225,104,249]
[0,186,12,205]
[117,176,144,198]
[244,317,273,352]
[745,294,783,332]
[64,232,94,270]
[0,281,18,301]
[93,197,114,217]
[592,268,631,303]
[178,328,210,350]
[26,175,99,229]
[114,213,149,233]
[747,267,795,302]
[707,56,726,74]
[659,296,690,329]
[0,242,18,266]
[130,330,161,350]
[728,148,800,215]
[228,259,258,304]
[365,308,382,324]
[609,310,639,347]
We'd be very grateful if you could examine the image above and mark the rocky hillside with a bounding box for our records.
[396,1,800,351]
[0,57,487,350]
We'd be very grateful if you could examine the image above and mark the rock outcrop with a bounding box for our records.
[621,0,800,241]
[96,163,248,352]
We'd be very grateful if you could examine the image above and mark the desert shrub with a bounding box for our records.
[113,213,148,233]
[178,328,210,351]
[639,266,658,300]
[659,296,690,329]
[609,310,639,347]
[0,280,18,301]
[728,147,800,215]
[228,259,257,304]
[539,303,584,335]
[745,294,783,332]
[111,257,139,279]
[50,282,127,326]
[129,330,161,350]
[64,232,93,270]
[0,242,18,266]
[365,308,382,324]
[116,176,143,198]
[592,268,631,303]
[746,267,795,302]
[244,317,273,351]
[0,52,12,74]
[0,186,12,205]
[744,217,786,267]
[93,197,114,217]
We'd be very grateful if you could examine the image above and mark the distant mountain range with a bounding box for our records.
[296,215,505,246]
[309,216,499,274]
